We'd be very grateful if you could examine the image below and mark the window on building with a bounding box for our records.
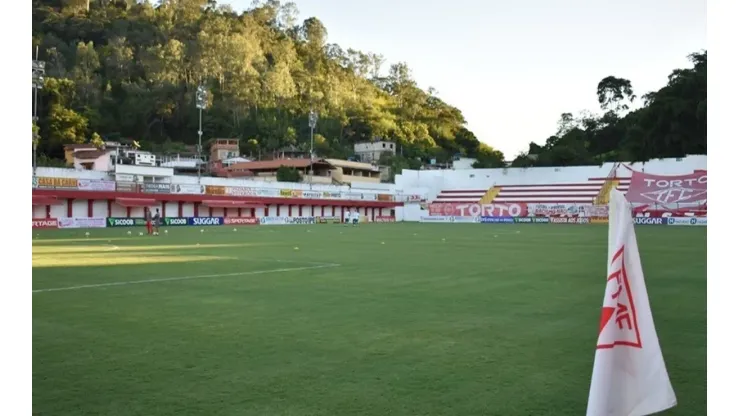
[382,143,386,148]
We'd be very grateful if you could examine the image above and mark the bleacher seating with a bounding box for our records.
[396,156,707,209]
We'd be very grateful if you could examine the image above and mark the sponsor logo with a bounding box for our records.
[116,181,138,192]
[533,217,551,224]
[428,203,528,218]
[314,216,341,224]
[322,191,341,199]
[452,216,480,223]
[58,217,107,229]
[224,217,259,225]
[481,216,514,224]
[633,217,666,225]
[32,177,39,188]
[626,171,707,204]
[375,216,396,223]
[280,189,293,197]
[590,217,609,224]
[288,217,315,225]
[107,218,134,227]
[142,183,170,193]
[225,186,256,196]
[171,184,205,195]
[190,217,224,226]
[420,216,454,223]
[550,217,590,224]
[514,217,533,223]
[37,177,78,189]
[667,217,707,226]
[205,185,226,195]
[77,179,116,191]
[302,191,322,199]
[32,219,58,229]
[164,217,188,226]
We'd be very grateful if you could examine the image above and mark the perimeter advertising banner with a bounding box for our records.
[58,217,107,229]
[481,216,515,224]
[37,177,78,189]
[260,216,316,225]
[77,179,116,192]
[170,184,205,195]
[224,217,259,225]
[141,183,170,194]
[666,217,707,226]
[374,216,396,223]
[32,218,58,229]
[107,218,147,227]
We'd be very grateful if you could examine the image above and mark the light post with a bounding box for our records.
[308,109,318,189]
[195,85,207,182]
[32,47,45,175]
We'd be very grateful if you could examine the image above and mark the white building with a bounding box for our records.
[354,141,396,163]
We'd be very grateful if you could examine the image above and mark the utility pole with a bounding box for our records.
[195,85,208,182]
[32,46,45,175]
[308,109,318,189]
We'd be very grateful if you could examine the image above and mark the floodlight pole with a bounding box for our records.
[32,46,45,176]
[308,110,318,189]
[196,85,207,183]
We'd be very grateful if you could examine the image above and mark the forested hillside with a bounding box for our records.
[32,0,706,174]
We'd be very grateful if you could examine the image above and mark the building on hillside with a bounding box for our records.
[216,158,382,185]
[323,158,382,184]
[209,138,240,161]
[276,145,309,160]
[353,141,396,163]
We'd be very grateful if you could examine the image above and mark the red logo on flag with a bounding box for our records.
[596,245,642,349]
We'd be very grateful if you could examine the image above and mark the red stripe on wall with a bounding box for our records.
[67,199,74,217]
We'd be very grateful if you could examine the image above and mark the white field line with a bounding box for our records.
[33,263,341,294]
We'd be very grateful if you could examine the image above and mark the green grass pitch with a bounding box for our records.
[32,223,706,415]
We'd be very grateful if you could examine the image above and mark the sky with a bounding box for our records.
[228,0,706,159]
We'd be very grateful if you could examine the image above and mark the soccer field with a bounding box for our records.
[32,223,707,416]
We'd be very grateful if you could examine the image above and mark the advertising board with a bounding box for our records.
[260,217,316,225]
[107,217,147,227]
[189,217,224,226]
[142,183,170,194]
[57,217,107,229]
[633,217,667,225]
[666,217,707,226]
[224,217,259,225]
[375,216,396,223]
[550,217,591,224]
[480,216,514,224]
[32,219,58,229]
[170,184,205,195]
[77,179,116,192]
[162,217,189,226]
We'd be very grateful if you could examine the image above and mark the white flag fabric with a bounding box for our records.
[586,189,677,416]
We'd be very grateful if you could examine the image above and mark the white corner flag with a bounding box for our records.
[586,189,677,416]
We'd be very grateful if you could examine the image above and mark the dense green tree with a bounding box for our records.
[31,1,705,172]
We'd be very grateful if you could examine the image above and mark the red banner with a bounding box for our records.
[428,203,528,217]
[375,216,396,223]
[550,217,591,224]
[224,217,259,225]
[626,171,707,205]
[32,218,58,229]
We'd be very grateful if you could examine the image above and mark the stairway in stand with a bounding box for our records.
[478,186,501,204]
[594,163,621,205]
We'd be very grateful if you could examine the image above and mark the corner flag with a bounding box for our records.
[585,189,677,416]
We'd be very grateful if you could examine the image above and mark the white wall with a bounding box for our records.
[396,155,708,194]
